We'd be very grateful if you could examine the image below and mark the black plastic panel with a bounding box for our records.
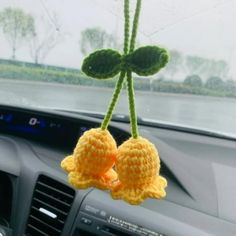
[0,105,236,236]
[0,105,130,151]
[0,171,13,227]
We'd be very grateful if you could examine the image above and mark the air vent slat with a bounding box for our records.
[29,215,62,233]
[25,175,75,236]
[27,224,48,235]
[33,197,68,216]
[31,206,65,224]
[35,189,71,207]
[37,181,74,200]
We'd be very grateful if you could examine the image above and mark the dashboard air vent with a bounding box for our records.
[25,175,75,236]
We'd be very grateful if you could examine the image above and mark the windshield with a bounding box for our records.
[0,0,236,137]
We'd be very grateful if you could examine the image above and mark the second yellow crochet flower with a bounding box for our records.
[61,128,118,189]
[111,136,167,205]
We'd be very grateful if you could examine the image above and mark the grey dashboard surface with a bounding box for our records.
[0,106,236,236]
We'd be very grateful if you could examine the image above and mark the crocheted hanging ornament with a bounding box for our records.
[61,0,169,204]
[61,128,117,189]
[108,0,168,204]
[111,137,167,205]
[60,0,130,190]
[61,0,130,190]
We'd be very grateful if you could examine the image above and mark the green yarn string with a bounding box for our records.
[101,71,125,130]
[124,0,130,55]
[126,0,142,138]
[129,0,141,53]
[127,70,139,138]
[101,0,130,130]
[101,0,143,135]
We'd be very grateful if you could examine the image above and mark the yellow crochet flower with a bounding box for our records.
[111,136,167,205]
[61,128,118,189]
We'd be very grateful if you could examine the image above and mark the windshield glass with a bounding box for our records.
[0,0,236,137]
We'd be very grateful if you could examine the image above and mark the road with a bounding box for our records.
[0,79,236,136]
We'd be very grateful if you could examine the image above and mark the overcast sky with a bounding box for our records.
[0,0,236,77]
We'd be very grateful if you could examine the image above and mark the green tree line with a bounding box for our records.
[0,7,235,98]
[0,59,235,98]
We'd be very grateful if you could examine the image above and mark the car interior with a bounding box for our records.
[0,104,236,236]
[0,0,236,236]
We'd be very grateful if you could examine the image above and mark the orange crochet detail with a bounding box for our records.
[61,128,118,189]
[111,136,167,204]
[61,0,168,205]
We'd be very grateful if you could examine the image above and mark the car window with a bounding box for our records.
[0,0,236,136]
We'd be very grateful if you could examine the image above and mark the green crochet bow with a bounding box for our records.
[82,0,169,138]
[82,46,168,78]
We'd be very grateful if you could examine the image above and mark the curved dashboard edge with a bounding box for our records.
[0,105,236,236]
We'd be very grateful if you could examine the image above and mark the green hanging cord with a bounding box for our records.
[129,0,141,53]
[101,71,126,130]
[101,0,130,130]
[126,0,142,138]
[123,0,130,55]
[127,70,139,138]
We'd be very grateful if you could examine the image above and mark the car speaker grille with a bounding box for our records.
[25,175,75,236]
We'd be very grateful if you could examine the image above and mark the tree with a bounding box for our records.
[184,74,202,87]
[223,79,236,96]
[29,15,63,64]
[205,76,224,90]
[0,7,35,59]
[185,55,229,79]
[164,50,183,78]
[185,56,207,75]
[80,27,118,56]
[206,59,229,78]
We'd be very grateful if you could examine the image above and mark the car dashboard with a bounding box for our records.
[0,105,236,236]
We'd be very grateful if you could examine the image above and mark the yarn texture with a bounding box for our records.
[82,49,122,79]
[111,137,167,204]
[61,128,117,189]
[61,0,169,205]
[125,46,169,76]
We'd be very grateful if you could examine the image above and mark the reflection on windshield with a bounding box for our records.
[0,0,236,136]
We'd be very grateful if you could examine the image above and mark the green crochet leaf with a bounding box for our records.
[125,46,169,76]
[82,49,122,79]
